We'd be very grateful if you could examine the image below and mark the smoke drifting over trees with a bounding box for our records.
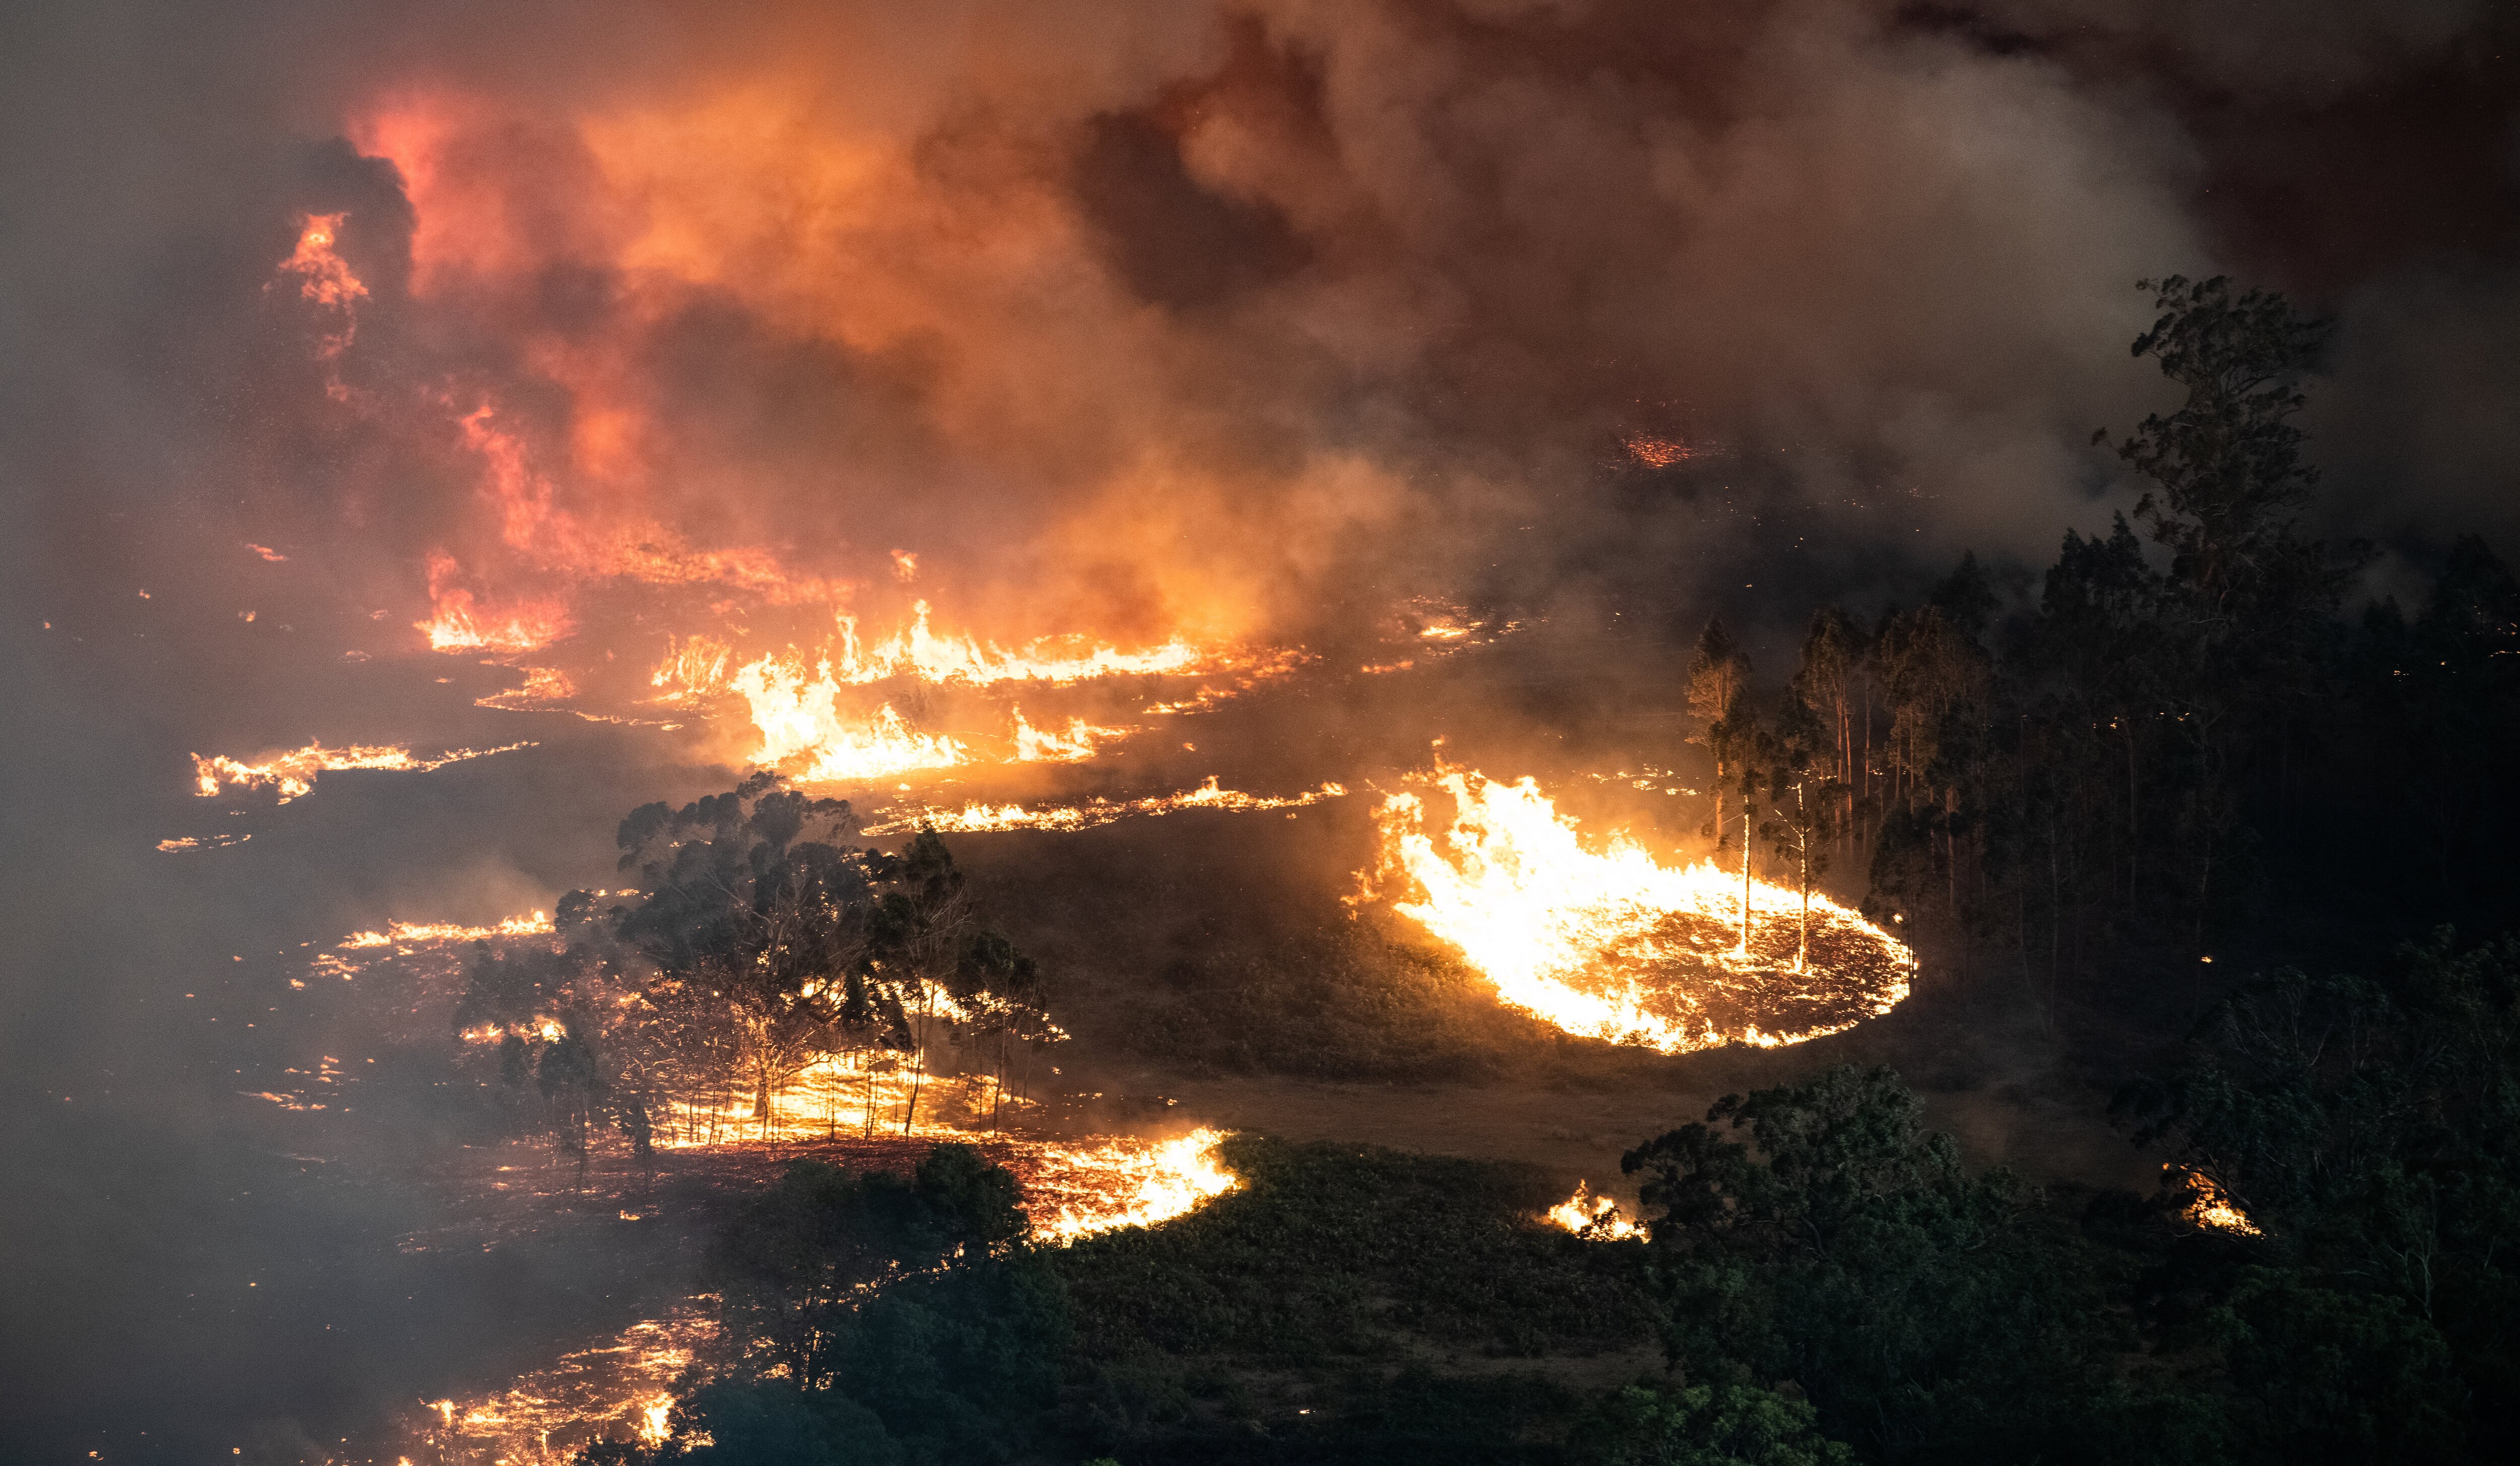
[4,2,2518,1461]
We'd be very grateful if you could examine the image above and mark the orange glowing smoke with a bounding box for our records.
[418,550,574,653]
[336,82,1343,692]
[1545,1181,1642,1240]
[274,212,366,397]
[192,739,535,801]
[1363,768,1913,1053]
[861,778,1348,836]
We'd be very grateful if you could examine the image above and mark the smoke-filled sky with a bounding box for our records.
[3,1,2515,1456]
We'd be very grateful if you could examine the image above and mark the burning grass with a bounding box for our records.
[190,738,535,801]
[1363,767,1913,1053]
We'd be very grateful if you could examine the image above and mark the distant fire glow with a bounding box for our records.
[191,739,534,801]
[1364,768,1912,1053]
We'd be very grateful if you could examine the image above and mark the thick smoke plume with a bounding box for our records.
[2,1,2513,1458]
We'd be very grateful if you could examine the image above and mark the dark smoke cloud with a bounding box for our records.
[4,1,2516,1457]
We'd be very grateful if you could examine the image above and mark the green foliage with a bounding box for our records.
[1624,1067,2141,1463]
[2119,932,2520,1459]
[1057,1135,1654,1369]
[1569,1381,1852,1466]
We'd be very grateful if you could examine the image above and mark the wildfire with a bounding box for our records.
[861,778,1348,836]
[829,602,1210,686]
[1023,1128,1239,1241]
[2174,1167,2261,1237]
[273,212,365,397]
[1545,1181,1642,1240]
[1362,767,1913,1053]
[409,1303,718,1466]
[418,550,573,653]
[340,911,554,949]
[650,633,737,702]
[192,739,535,800]
[157,833,252,853]
[1623,433,1691,469]
[730,655,968,782]
[1012,708,1127,762]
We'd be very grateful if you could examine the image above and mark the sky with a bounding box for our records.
[2,1,2515,1457]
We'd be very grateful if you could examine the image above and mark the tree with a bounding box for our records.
[1621,1067,2127,1462]
[1571,1380,1854,1466]
[1761,687,1839,973]
[1723,698,1768,954]
[869,830,979,1135]
[1793,607,1866,851]
[2102,276,2368,942]
[1689,616,1754,860]
[707,1145,1031,1396]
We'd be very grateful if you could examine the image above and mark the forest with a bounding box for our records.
[539,277,2520,1465]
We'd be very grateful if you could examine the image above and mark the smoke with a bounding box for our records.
[3,0,2515,1456]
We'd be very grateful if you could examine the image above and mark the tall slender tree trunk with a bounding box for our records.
[2126,725,2140,907]
[1738,810,1753,953]
[1796,783,1811,974]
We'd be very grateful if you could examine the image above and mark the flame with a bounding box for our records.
[826,602,1209,686]
[192,739,534,800]
[650,633,737,701]
[273,212,365,396]
[474,666,577,710]
[1026,1128,1239,1242]
[409,1304,718,1466]
[1011,708,1126,762]
[2175,1167,2261,1237]
[399,1131,1238,1461]
[340,911,555,950]
[157,833,252,853]
[1545,1181,1641,1240]
[729,654,967,782]
[861,778,1347,836]
[418,550,574,653]
[1363,767,1912,1053]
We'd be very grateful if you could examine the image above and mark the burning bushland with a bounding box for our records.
[450,776,1059,1154]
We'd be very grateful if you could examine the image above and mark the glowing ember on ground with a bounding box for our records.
[861,778,1348,835]
[1545,1181,1642,1240]
[1362,767,1912,1053]
[1623,432,1691,468]
[191,739,535,800]
[156,833,252,853]
[407,1303,717,1466]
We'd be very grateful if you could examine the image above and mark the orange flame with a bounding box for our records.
[861,778,1347,836]
[1545,1181,1642,1240]
[1363,767,1913,1053]
[418,550,574,653]
[192,739,534,801]
[1011,708,1126,762]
